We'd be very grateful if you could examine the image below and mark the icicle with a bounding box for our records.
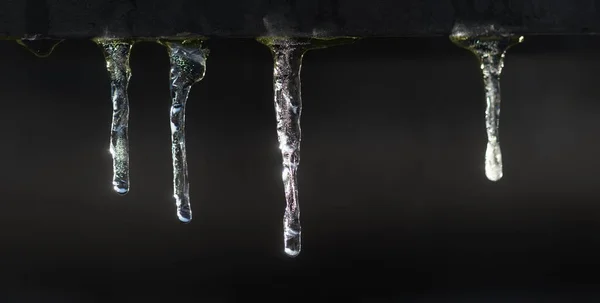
[261,38,306,257]
[17,37,63,58]
[94,39,134,194]
[450,23,523,181]
[161,39,208,223]
[257,37,357,257]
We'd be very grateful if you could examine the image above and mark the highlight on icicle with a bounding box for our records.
[159,38,209,223]
[449,22,523,182]
[94,38,134,195]
[257,36,357,257]
[17,37,63,58]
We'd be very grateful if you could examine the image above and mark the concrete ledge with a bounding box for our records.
[4,0,600,38]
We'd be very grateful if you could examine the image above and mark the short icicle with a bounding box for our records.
[17,37,63,58]
[450,23,523,181]
[95,39,134,194]
[161,39,208,223]
[257,37,357,257]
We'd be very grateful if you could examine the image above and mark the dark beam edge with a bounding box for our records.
[5,32,600,40]
[7,0,600,39]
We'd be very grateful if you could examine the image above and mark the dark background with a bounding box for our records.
[0,36,599,301]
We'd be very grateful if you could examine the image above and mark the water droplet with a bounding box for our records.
[95,39,133,195]
[17,38,63,58]
[162,39,208,223]
[258,37,357,257]
[450,23,523,182]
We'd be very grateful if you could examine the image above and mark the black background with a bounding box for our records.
[0,36,599,301]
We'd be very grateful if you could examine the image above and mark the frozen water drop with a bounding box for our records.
[258,37,357,257]
[450,22,523,182]
[17,38,63,58]
[95,39,133,194]
[161,39,209,223]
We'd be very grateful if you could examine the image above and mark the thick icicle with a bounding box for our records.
[162,39,208,223]
[265,39,306,257]
[17,37,63,58]
[95,39,133,194]
[450,23,523,181]
[258,37,357,257]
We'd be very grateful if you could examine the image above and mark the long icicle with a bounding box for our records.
[270,40,305,257]
[96,39,133,194]
[258,37,358,257]
[450,23,523,181]
[162,39,208,223]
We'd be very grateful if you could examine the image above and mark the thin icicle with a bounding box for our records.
[95,39,133,194]
[270,40,306,257]
[258,37,357,257]
[450,23,523,181]
[162,39,208,223]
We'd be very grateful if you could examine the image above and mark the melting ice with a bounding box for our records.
[161,39,208,223]
[450,23,523,181]
[95,39,134,194]
[258,37,357,257]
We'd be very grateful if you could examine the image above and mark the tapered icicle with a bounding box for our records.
[258,37,357,257]
[95,39,133,194]
[267,40,305,257]
[450,23,523,181]
[162,39,208,223]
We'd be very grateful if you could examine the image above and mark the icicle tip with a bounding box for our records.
[177,209,192,223]
[284,247,301,257]
[113,182,129,195]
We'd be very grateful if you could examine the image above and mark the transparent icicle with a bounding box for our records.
[258,37,356,257]
[95,39,133,194]
[162,39,208,223]
[450,23,523,181]
[266,40,306,257]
